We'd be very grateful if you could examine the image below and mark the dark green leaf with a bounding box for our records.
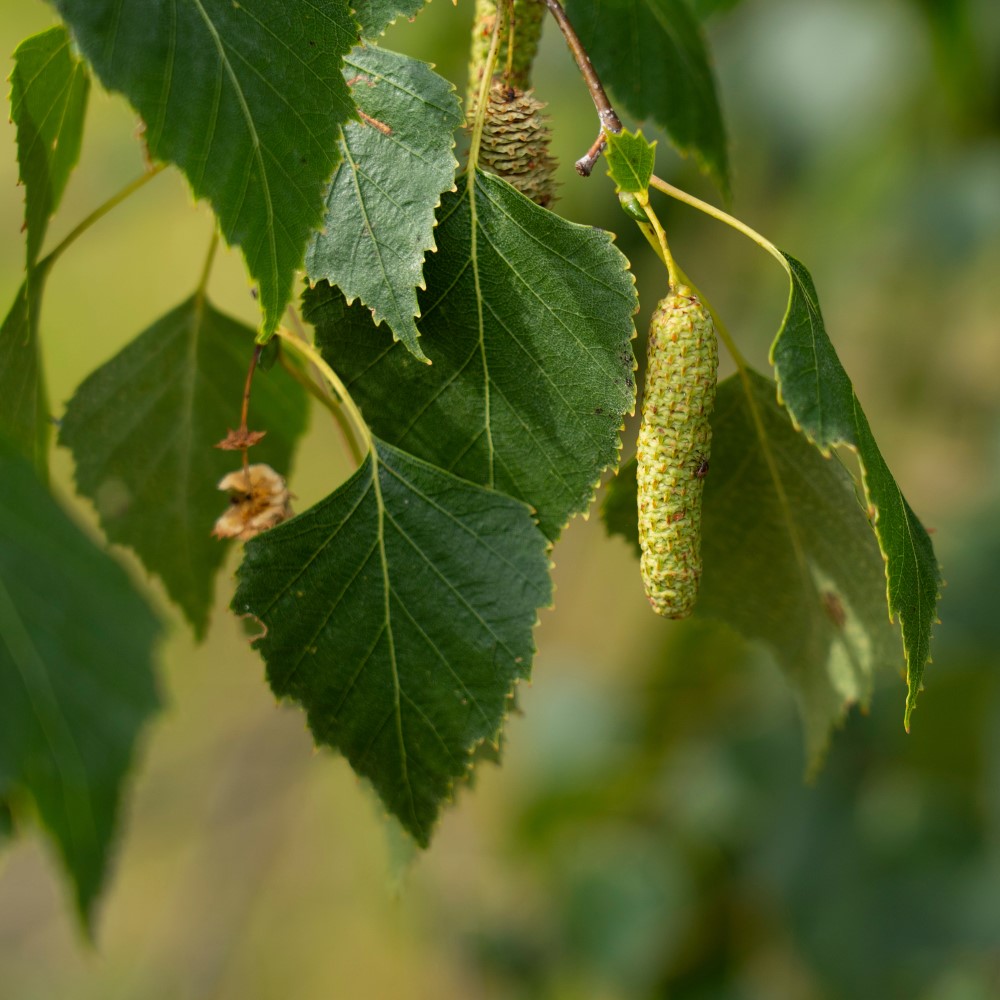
[59,296,308,639]
[0,264,53,477]
[352,0,427,38]
[232,437,552,845]
[50,0,358,338]
[770,254,940,728]
[564,0,730,195]
[0,440,161,926]
[688,0,743,19]
[602,371,901,765]
[3,26,87,480]
[10,25,90,267]
[305,46,462,362]
[605,128,656,194]
[306,170,637,541]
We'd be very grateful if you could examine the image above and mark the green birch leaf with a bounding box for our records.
[688,0,743,18]
[305,45,463,362]
[770,254,941,729]
[232,437,552,845]
[3,27,89,479]
[10,25,90,267]
[564,0,730,195]
[59,296,308,639]
[49,0,358,338]
[305,169,637,541]
[0,263,53,477]
[602,371,901,765]
[605,128,656,194]
[352,0,428,38]
[0,440,161,927]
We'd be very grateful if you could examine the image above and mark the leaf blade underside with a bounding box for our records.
[305,45,463,361]
[603,371,901,765]
[770,254,941,728]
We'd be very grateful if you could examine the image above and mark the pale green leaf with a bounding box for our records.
[10,25,90,266]
[0,440,161,926]
[50,0,358,338]
[770,254,941,728]
[59,296,308,639]
[353,0,428,38]
[232,438,552,845]
[602,371,901,765]
[564,0,730,195]
[305,45,462,361]
[605,128,656,194]
[305,169,638,541]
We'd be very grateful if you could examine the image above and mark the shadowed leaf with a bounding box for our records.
[0,440,161,926]
[770,254,940,728]
[59,296,308,638]
[603,371,901,765]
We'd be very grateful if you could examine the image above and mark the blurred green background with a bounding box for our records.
[2,0,1000,996]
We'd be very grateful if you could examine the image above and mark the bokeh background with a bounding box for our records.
[2,0,1000,996]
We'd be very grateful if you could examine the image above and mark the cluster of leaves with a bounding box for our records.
[0,0,939,928]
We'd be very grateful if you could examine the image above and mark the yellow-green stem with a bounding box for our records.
[41,164,166,270]
[468,2,508,172]
[195,230,220,299]
[277,348,364,467]
[644,177,809,585]
[274,327,372,457]
[638,196,680,291]
[649,173,786,269]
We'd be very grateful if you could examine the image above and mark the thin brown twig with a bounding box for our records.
[541,0,622,173]
[240,345,264,476]
[576,133,608,177]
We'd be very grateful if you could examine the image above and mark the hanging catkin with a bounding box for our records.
[475,79,558,208]
[637,285,718,618]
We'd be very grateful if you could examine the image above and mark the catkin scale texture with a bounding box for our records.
[637,286,718,618]
[473,80,557,208]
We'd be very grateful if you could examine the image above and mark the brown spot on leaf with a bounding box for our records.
[821,590,847,629]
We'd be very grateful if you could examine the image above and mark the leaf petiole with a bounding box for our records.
[40,164,166,270]
[273,326,372,459]
[277,348,364,467]
[649,173,786,270]
[467,0,508,171]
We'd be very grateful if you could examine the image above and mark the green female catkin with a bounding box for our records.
[637,285,719,618]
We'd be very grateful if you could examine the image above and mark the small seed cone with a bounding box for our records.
[475,80,558,208]
[637,286,718,618]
